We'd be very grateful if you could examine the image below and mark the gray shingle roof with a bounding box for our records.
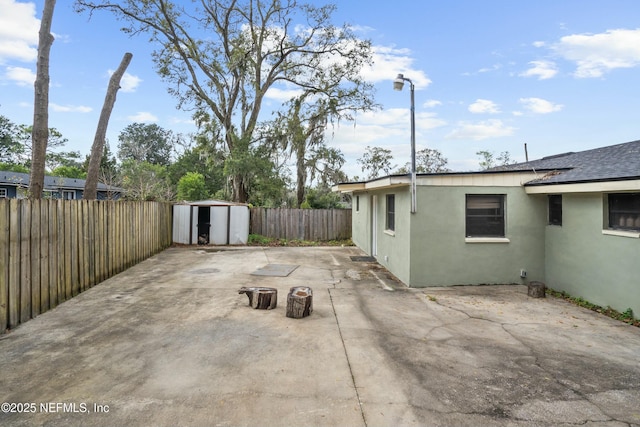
[495,139,640,186]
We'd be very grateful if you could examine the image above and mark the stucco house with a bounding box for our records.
[0,171,122,200]
[333,139,640,316]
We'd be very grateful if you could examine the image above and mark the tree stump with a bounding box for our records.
[527,281,546,298]
[238,287,277,309]
[286,286,313,319]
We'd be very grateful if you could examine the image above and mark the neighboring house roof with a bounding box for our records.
[496,139,640,186]
[0,171,122,192]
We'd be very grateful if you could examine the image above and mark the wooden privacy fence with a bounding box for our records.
[0,199,172,333]
[250,208,352,241]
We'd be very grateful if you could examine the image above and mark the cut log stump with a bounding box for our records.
[527,281,546,298]
[286,286,313,319]
[238,287,277,309]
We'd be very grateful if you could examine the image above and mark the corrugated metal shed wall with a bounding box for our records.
[172,202,249,245]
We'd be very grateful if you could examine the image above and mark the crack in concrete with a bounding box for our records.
[328,288,368,427]
[421,293,633,425]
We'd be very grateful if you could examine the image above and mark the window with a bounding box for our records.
[466,194,505,237]
[0,188,6,198]
[608,193,640,231]
[62,190,76,200]
[386,194,395,231]
[548,195,562,225]
[355,195,360,212]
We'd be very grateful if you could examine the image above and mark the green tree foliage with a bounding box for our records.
[83,142,118,176]
[177,172,208,201]
[50,165,87,179]
[303,187,342,209]
[75,0,375,203]
[168,126,226,199]
[224,138,289,207]
[0,163,29,173]
[117,123,176,166]
[0,115,24,165]
[46,149,84,172]
[476,150,515,170]
[119,159,174,201]
[357,146,396,180]
[13,124,68,168]
[397,148,450,174]
[308,144,347,188]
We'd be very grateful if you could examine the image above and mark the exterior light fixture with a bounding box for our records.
[393,73,417,214]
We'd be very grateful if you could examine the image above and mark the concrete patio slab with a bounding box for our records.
[0,246,639,427]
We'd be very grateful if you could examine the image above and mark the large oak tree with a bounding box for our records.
[75,0,375,202]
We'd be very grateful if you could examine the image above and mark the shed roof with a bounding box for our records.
[176,199,249,207]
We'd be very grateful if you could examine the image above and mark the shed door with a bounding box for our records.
[172,205,191,244]
[192,206,212,245]
[211,206,229,245]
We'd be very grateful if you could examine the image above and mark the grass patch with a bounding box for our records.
[547,288,639,327]
[247,234,353,247]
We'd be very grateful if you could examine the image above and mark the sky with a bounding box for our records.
[1,0,640,180]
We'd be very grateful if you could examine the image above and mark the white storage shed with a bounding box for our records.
[172,200,250,245]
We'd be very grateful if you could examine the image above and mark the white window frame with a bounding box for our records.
[465,194,509,243]
[385,194,395,233]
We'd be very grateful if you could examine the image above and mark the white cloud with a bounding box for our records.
[4,66,35,85]
[362,45,431,89]
[109,71,142,93]
[519,97,563,114]
[50,103,93,113]
[520,60,558,80]
[445,119,515,141]
[128,112,158,122]
[0,0,40,63]
[477,63,502,73]
[423,99,442,108]
[265,86,303,102]
[553,28,640,78]
[468,99,500,114]
[532,41,546,48]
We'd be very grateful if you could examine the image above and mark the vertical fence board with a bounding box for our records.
[71,201,80,297]
[86,201,95,288]
[19,200,31,323]
[63,201,72,300]
[97,201,105,283]
[48,200,58,309]
[40,200,49,313]
[77,201,86,292]
[58,201,67,303]
[30,199,40,317]
[0,200,8,332]
[8,199,20,328]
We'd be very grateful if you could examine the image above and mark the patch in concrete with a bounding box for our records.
[251,264,299,277]
[189,268,221,274]
[350,256,376,262]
